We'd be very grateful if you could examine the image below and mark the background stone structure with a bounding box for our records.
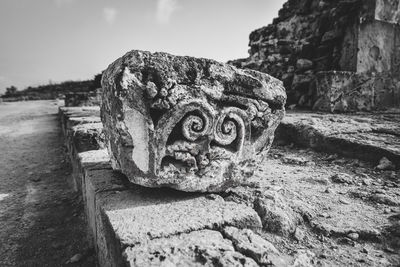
[230,0,400,112]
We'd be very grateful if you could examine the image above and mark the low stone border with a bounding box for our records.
[59,106,286,266]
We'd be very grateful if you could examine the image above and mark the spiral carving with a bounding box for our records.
[182,113,211,142]
[214,108,246,147]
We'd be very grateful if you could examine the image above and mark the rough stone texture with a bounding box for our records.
[64,90,102,107]
[229,0,400,111]
[124,230,258,267]
[84,169,128,250]
[222,226,287,266]
[375,0,400,26]
[275,111,400,168]
[59,102,267,267]
[99,191,262,245]
[253,193,306,237]
[101,50,286,192]
[58,106,400,266]
[67,123,105,153]
[314,71,400,112]
[59,103,290,267]
[59,107,105,192]
[95,189,261,266]
[59,106,100,136]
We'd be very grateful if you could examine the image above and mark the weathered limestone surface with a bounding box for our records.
[59,107,267,266]
[58,106,400,266]
[275,111,400,168]
[59,106,106,192]
[101,50,286,192]
[314,71,400,112]
[64,89,102,107]
[229,0,400,111]
[123,229,259,267]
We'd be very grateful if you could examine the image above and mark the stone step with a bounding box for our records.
[275,111,400,169]
[79,150,264,266]
[59,106,286,267]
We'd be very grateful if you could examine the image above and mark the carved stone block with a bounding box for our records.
[101,50,286,192]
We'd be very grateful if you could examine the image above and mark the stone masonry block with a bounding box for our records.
[101,50,286,192]
[123,229,258,267]
[95,187,261,266]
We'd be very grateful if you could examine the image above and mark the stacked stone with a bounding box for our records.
[230,0,400,111]
[64,88,102,107]
[230,0,364,108]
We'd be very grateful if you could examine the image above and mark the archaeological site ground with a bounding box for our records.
[0,0,399,266]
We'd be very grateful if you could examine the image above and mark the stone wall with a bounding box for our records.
[229,0,400,112]
[58,106,291,266]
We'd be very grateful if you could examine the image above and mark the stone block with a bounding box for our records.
[59,106,100,135]
[64,91,101,107]
[78,149,111,170]
[375,0,400,24]
[66,116,101,131]
[68,122,105,153]
[101,50,286,192]
[84,169,128,249]
[314,71,400,112]
[95,187,261,266]
[123,230,258,267]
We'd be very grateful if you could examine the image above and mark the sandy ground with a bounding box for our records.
[0,100,94,266]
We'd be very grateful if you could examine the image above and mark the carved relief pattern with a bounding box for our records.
[154,98,261,180]
[101,50,286,191]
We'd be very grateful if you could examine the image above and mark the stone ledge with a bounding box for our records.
[59,107,106,192]
[123,229,259,266]
[93,182,262,266]
[276,112,400,168]
[59,106,100,135]
[80,161,262,266]
[58,107,267,266]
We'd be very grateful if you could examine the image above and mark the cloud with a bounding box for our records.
[54,0,75,6]
[103,7,118,25]
[156,0,179,24]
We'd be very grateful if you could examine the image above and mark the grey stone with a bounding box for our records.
[253,193,303,237]
[296,59,313,72]
[99,192,262,247]
[101,50,286,192]
[376,157,395,171]
[123,230,258,267]
[347,232,359,241]
[330,173,354,184]
[95,188,262,266]
[222,226,287,266]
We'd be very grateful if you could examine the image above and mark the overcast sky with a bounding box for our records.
[0,0,285,93]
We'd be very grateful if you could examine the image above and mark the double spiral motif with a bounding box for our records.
[181,107,246,148]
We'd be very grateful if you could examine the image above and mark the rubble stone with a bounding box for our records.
[222,226,286,266]
[229,0,400,111]
[124,230,258,267]
[101,50,286,192]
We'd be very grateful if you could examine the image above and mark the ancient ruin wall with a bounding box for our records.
[229,0,400,110]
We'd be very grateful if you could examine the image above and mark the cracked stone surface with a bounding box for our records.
[57,104,400,266]
[101,50,286,192]
[221,144,400,266]
[99,192,262,247]
[123,230,259,267]
[276,111,400,168]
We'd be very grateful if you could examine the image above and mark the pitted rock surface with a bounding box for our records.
[101,50,286,192]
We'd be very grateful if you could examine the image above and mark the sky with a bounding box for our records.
[0,0,285,94]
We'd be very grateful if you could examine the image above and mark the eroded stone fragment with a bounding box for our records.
[101,50,286,192]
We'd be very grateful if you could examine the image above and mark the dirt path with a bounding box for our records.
[0,100,94,267]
